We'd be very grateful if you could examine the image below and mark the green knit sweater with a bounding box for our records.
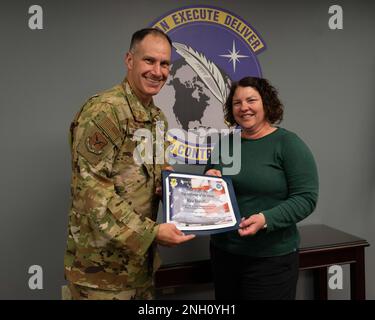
[205,128,319,257]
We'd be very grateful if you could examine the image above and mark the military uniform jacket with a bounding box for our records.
[64,81,168,290]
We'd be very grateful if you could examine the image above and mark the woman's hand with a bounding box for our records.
[205,169,222,177]
[238,213,266,236]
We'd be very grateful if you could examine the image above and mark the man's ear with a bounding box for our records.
[125,52,133,70]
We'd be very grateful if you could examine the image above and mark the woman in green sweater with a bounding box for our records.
[205,77,319,300]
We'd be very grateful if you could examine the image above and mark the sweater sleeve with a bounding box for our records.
[263,133,319,232]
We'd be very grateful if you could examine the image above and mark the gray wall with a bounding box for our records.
[1,0,374,299]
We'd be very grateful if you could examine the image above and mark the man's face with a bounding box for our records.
[126,34,171,105]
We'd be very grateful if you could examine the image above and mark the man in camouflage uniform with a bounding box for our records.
[64,28,195,300]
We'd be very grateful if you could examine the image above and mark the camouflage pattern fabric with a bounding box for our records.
[64,280,154,300]
[64,80,169,296]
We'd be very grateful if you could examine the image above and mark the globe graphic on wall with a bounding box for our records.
[154,58,231,133]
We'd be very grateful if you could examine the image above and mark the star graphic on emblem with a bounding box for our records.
[220,41,249,73]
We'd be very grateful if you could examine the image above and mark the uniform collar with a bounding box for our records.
[121,79,154,123]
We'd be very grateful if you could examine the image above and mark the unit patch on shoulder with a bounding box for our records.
[77,124,113,166]
[86,131,108,155]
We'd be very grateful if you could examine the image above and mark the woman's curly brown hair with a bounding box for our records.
[224,77,284,126]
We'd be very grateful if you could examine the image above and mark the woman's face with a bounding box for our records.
[232,86,267,131]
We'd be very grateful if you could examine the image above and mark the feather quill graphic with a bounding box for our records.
[172,42,229,105]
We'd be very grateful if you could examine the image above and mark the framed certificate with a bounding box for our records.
[162,170,241,235]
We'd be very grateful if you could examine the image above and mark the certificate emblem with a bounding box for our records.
[170,178,178,188]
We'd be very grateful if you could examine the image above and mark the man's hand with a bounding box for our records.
[238,214,266,236]
[156,223,195,247]
[205,169,222,177]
